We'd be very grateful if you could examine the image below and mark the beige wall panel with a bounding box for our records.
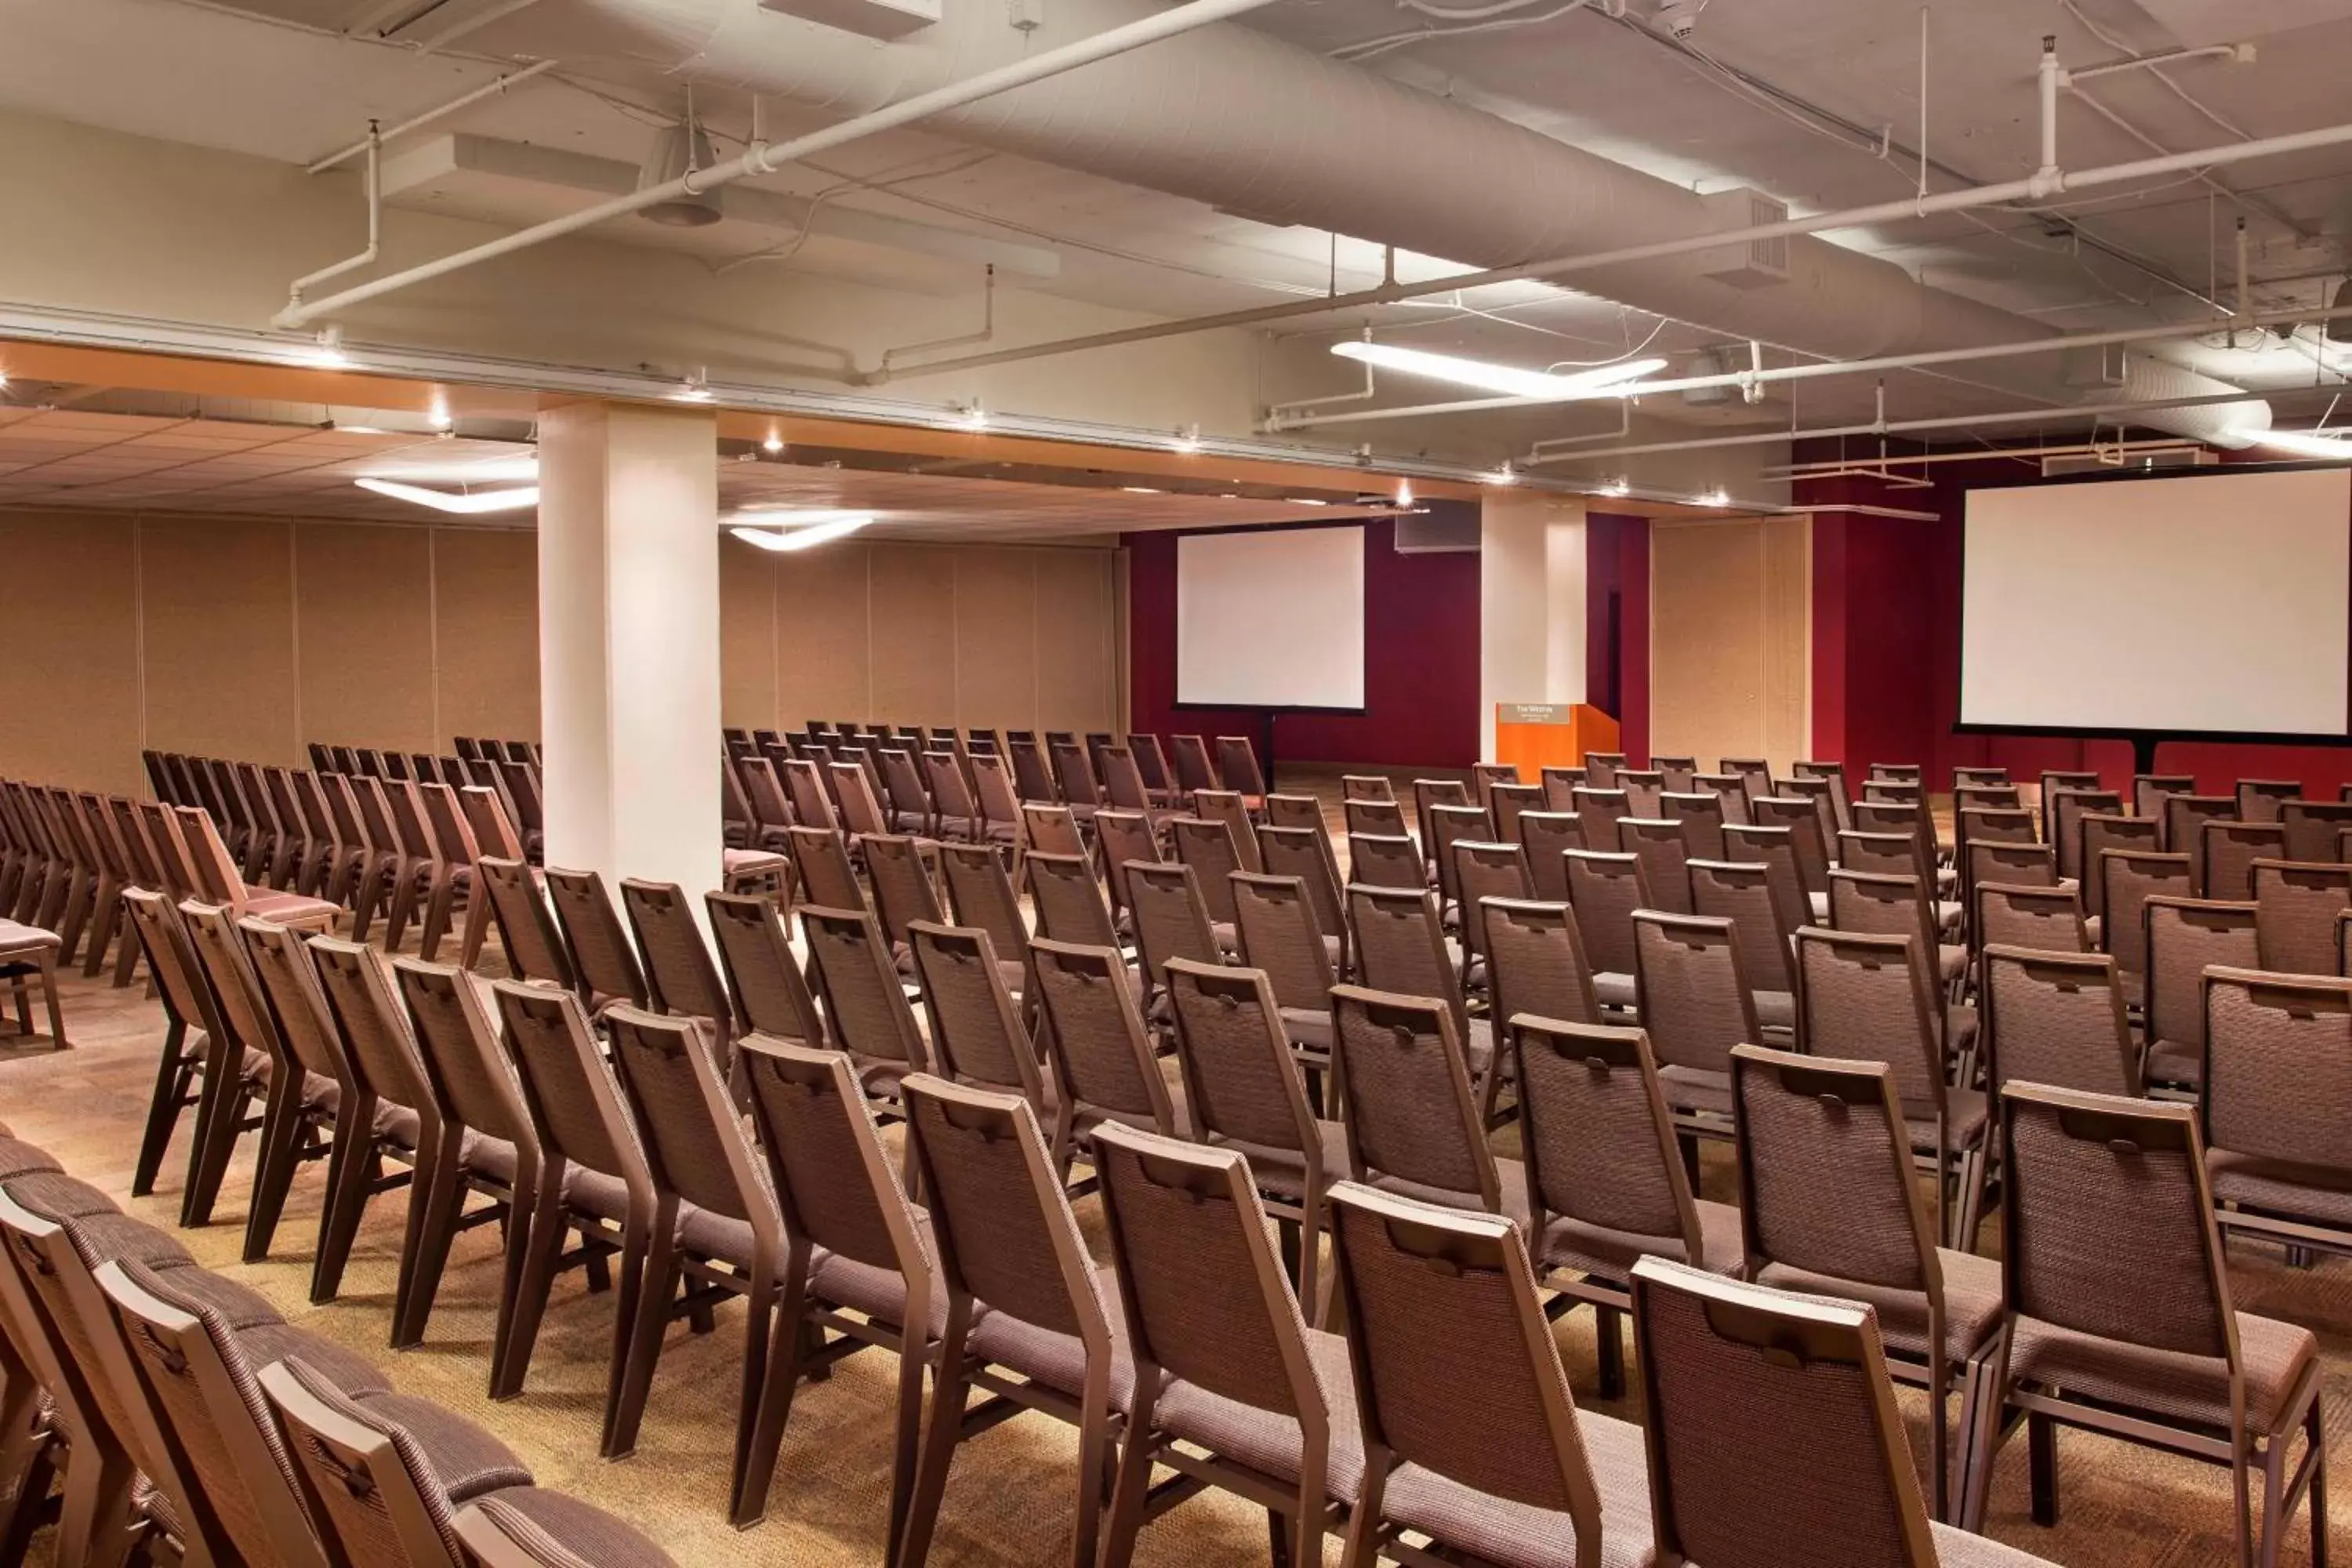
[1035,548,1117,733]
[774,541,872,728]
[952,550,1038,730]
[1650,519,1766,771]
[433,528,540,746]
[296,523,434,755]
[140,514,301,768]
[1759,516,1812,771]
[867,544,958,724]
[717,535,778,731]
[0,512,140,796]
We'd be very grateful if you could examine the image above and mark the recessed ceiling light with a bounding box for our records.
[354,477,539,514]
[1396,480,1414,507]
[763,430,784,454]
[426,402,452,430]
[1331,340,1667,401]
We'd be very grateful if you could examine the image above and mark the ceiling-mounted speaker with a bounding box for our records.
[637,119,724,227]
[1391,502,1482,554]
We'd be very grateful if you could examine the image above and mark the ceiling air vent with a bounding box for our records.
[759,0,938,40]
[2060,343,2129,390]
[2041,448,2217,477]
[1697,188,1790,289]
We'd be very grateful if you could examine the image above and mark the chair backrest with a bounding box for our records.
[1213,735,1268,797]
[1539,765,1587,811]
[2200,819,2285,902]
[1327,1184,1601,1543]
[1981,946,2139,1098]
[1169,735,1219,794]
[1091,1122,1324,1471]
[2143,896,2258,1056]
[880,746,938,822]
[2077,815,2160,920]
[1050,740,1102,809]
[1127,860,1223,993]
[2201,967,2352,1182]
[735,1037,929,1295]
[1512,1016,1701,1260]
[1345,832,1423,891]
[1633,911,1757,1082]
[475,858,572,989]
[618,878,730,1029]
[863,834,946,948]
[1966,838,2056,896]
[2251,857,2352,975]
[1570,786,1630,856]
[2098,849,2193,978]
[2280,799,2352,863]
[1193,790,1262,876]
[1515,811,1584,901]
[1021,802,1086,858]
[1025,851,1120,948]
[1330,985,1496,1209]
[1656,791,1727,862]
[2237,778,2303,822]
[92,1258,332,1568]
[1826,868,1937,960]
[1730,1045,1931,1292]
[1344,798,1412,840]
[1688,857,1800,996]
[1722,757,1776,800]
[781,758,839,832]
[237,914,360,1103]
[929,840,1024,960]
[1165,957,1319,1167]
[1999,1082,2232,1361]
[799,905,929,1082]
[307,935,438,1119]
[920,749,978,824]
[1483,897,1601,1030]
[1489,782,1545,845]
[1958,806,2039,852]
[1700,771,1762,831]
[1583,750,1624,787]
[1650,755,1697,793]
[180,898,319,1087]
[1951,782,2023,818]
[1428,804,1494,907]
[1973,881,2088,955]
[1616,816,1693,915]
[392,958,537,1150]
[909,922,1046,1109]
[542,867,648,1010]
[1091,809,1159,914]
[703,890,825,1044]
[1347,882,1468,1040]
[901,1074,1108,1347]
[1617,768,1666,818]
[1748,797,1831,896]
[2131,772,2194,823]
[2164,794,2237,869]
[2048,789,2123,880]
[786,825,865,913]
[828,760,890,838]
[2035,770,2101,843]
[1257,824,1345,954]
[1791,927,1943,1113]
[1230,871,1338,1013]
[967,754,1023,837]
[1029,938,1177,1134]
[1341,772,1395,803]
[121,887,226,1050]
[494,982,652,1207]
[1564,848,1650,978]
[457,784,524,863]
[1454,840,1534,956]
[1170,815,1246,924]
[1628,1258,1940,1568]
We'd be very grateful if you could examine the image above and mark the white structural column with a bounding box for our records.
[1479,492,1588,761]
[537,400,723,902]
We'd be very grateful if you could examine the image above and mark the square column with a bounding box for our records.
[1479,492,1588,761]
[537,401,721,900]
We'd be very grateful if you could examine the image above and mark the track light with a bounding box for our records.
[1331,340,1668,401]
[354,477,539,513]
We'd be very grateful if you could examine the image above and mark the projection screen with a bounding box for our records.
[1959,466,2352,735]
[1177,525,1367,709]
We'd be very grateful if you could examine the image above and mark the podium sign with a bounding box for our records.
[1494,702,1621,779]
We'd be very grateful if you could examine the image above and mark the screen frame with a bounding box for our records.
[1951,459,2352,746]
[1171,520,1372,716]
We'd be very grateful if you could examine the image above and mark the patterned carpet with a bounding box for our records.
[3,828,2346,1564]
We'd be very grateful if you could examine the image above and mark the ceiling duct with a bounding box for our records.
[637,115,724,227]
[541,0,2271,445]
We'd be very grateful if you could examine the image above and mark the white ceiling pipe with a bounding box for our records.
[270,0,1290,330]
[538,0,2270,443]
[1261,301,2352,432]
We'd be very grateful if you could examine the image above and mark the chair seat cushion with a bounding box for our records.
[1756,1247,2002,1367]
[1375,1407,1655,1568]
[966,1265,1135,1410]
[2145,1036,2203,1090]
[235,1321,396,1399]
[1279,1006,1333,1053]
[1227,1120,1350,1207]
[2208,1149,2352,1229]
[1363,1155,1532,1231]
[1657,1065,1731,1120]
[0,920,61,956]
[460,1486,679,1568]
[1594,972,1637,1011]
[0,1136,63,1183]
[243,891,339,927]
[1145,1326,1365,1501]
[722,848,788,877]
[347,1389,534,1503]
[2009,1308,2316,1433]
[1539,1196,1744,1283]
[1907,1087,1988,1154]
[1753,989,1795,1033]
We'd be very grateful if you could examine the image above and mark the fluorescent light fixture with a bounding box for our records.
[1120,486,1165,494]
[1285,496,1330,506]
[730,513,872,552]
[1331,340,1668,401]
[360,456,539,485]
[1598,477,1632,497]
[1695,487,1731,507]
[354,477,539,514]
[2249,427,2352,459]
[1171,424,1202,454]
[1488,462,1517,486]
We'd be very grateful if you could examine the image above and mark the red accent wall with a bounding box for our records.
[1125,517,1483,771]
[1803,446,2352,793]
[1585,512,1650,764]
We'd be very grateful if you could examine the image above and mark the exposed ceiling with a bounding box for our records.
[4,0,2352,467]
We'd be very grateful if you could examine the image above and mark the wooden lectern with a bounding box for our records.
[1493,702,1621,781]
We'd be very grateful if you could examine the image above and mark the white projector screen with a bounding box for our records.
[1177,526,1367,709]
[1961,466,2352,735]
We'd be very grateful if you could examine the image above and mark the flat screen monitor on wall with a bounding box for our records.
[1176,524,1368,710]
[1959,466,2352,739]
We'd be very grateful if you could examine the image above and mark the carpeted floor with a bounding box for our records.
[3,784,2347,1565]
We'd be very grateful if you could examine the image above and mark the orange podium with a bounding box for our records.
[1494,702,1621,781]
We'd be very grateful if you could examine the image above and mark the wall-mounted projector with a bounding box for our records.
[759,0,938,39]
